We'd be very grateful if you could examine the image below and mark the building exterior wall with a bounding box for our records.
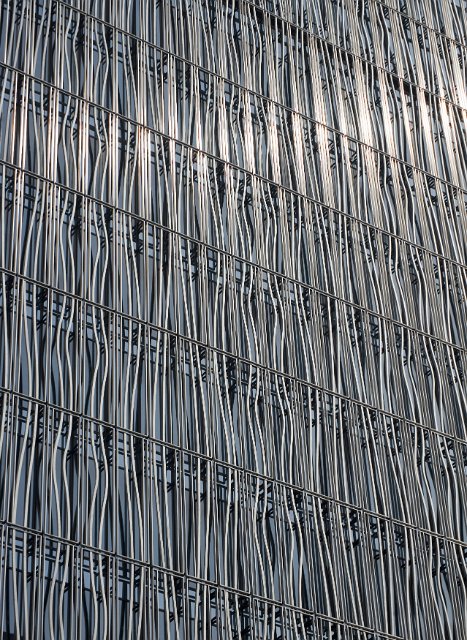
[0,1,465,638]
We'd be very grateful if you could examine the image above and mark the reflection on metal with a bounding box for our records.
[0,0,466,638]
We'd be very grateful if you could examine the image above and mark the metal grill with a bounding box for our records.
[0,1,466,638]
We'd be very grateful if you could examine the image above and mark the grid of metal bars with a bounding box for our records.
[0,0,466,638]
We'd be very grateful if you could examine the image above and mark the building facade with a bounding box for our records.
[0,0,466,638]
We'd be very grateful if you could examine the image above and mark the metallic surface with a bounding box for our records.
[0,0,466,638]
